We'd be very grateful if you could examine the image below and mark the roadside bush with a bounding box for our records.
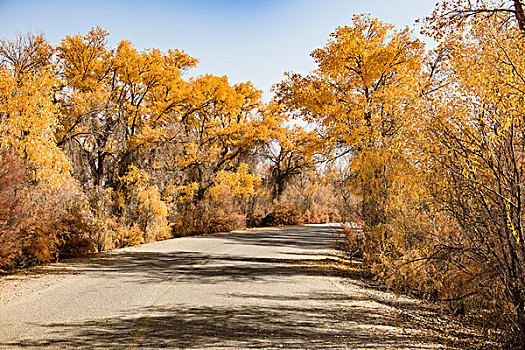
[0,151,64,268]
[260,203,303,226]
[114,224,145,248]
[339,223,365,259]
[57,201,97,258]
[0,151,26,269]
[0,151,98,270]
[172,202,246,236]
[304,203,341,224]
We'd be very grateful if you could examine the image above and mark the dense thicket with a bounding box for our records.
[2,0,525,346]
[0,28,338,270]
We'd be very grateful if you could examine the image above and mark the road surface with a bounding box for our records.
[0,224,466,349]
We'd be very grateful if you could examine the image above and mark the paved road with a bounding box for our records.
[0,224,449,349]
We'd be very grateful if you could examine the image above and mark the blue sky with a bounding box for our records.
[0,0,439,99]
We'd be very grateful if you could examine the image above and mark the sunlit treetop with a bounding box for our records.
[275,14,424,149]
[422,0,525,39]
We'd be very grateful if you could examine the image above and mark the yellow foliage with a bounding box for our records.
[276,14,424,229]
[0,67,71,189]
[120,165,150,187]
[56,27,197,188]
[114,224,144,248]
[118,165,171,241]
[210,163,261,200]
[169,182,199,203]
[138,185,169,218]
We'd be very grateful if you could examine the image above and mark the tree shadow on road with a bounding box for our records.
[0,226,500,349]
[37,225,342,285]
[1,300,447,349]
[57,251,340,284]
[214,225,339,250]
[0,256,497,349]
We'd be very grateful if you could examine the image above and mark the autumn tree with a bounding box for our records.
[419,12,525,346]
[262,117,321,200]
[165,75,271,234]
[51,26,282,240]
[276,14,424,234]
[0,34,97,267]
[52,27,199,242]
[56,27,196,187]
[0,33,71,189]
[169,75,264,200]
[0,32,54,82]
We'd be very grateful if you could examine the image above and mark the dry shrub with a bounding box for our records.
[0,151,26,269]
[60,236,95,258]
[88,217,116,252]
[144,217,171,242]
[136,185,171,242]
[0,151,65,268]
[206,210,246,233]
[56,201,97,258]
[92,218,144,249]
[0,151,97,270]
[305,203,341,224]
[115,167,172,243]
[114,224,144,248]
[172,202,246,236]
[259,202,303,227]
[339,223,365,258]
[265,167,351,226]
[172,182,250,236]
[23,186,97,264]
[374,248,443,301]
[351,194,510,338]
[246,213,263,228]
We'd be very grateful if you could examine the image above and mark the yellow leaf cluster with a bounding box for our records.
[0,67,71,189]
[210,163,261,200]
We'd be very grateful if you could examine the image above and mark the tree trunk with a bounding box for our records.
[514,0,525,32]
